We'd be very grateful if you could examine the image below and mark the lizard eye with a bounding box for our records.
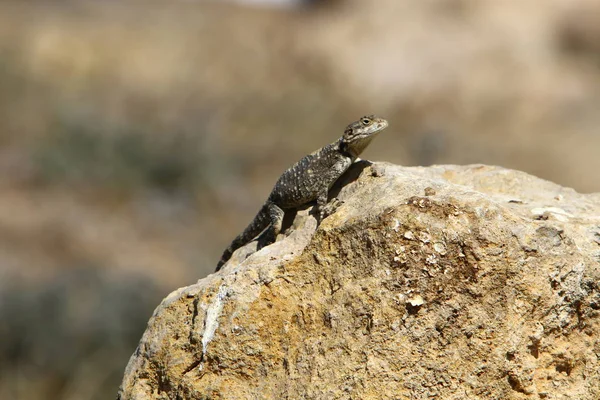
[361,118,371,125]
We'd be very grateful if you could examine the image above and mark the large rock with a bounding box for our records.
[118,163,600,399]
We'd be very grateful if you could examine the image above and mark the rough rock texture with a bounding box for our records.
[118,163,600,399]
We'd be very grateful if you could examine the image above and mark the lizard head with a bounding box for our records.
[341,115,388,157]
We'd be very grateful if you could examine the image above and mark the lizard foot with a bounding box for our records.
[319,198,345,222]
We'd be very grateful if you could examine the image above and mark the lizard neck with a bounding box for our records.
[339,135,376,159]
[338,139,355,160]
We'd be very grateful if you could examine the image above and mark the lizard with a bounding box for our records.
[216,115,388,271]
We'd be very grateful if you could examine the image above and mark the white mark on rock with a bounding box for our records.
[531,207,573,222]
[433,242,447,255]
[407,295,424,307]
[202,284,228,357]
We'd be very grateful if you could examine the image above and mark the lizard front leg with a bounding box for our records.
[314,157,352,223]
[315,190,344,224]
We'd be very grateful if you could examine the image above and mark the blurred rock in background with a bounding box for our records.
[0,0,598,399]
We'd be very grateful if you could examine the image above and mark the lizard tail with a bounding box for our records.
[216,203,271,271]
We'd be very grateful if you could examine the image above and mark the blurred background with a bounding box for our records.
[0,0,599,398]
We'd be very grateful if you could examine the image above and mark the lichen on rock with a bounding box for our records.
[118,163,600,400]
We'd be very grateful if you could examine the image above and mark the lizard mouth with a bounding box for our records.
[376,119,389,130]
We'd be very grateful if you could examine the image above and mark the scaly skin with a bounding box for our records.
[216,115,388,271]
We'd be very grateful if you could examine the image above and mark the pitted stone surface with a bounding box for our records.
[119,163,600,400]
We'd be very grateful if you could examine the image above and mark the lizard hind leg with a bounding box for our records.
[260,202,285,247]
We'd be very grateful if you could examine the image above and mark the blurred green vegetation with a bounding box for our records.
[34,115,207,193]
[0,268,163,400]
